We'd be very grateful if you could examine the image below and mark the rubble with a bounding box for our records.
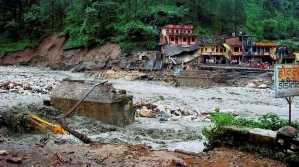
[133,99,212,122]
[0,73,59,95]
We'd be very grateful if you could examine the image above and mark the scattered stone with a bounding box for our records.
[6,155,22,164]
[246,83,256,88]
[0,135,4,142]
[258,83,268,89]
[0,150,7,155]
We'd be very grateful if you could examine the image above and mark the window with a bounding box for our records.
[171,37,174,41]
[166,30,169,33]
[212,48,215,52]
[205,48,207,51]
[176,30,179,33]
[234,47,239,52]
[191,38,195,42]
[188,30,191,33]
[183,38,186,42]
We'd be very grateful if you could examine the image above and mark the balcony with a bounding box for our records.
[231,52,243,56]
[254,52,270,56]
[242,41,255,46]
[201,52,223,56]
[244,51,253,56]
[166,32,198,37]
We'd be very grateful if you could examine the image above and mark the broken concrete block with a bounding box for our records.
[176,70,212,88]
[50,79,134,127]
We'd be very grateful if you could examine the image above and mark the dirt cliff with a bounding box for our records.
[0,32,121,71]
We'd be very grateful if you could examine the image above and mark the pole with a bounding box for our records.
[286,97,293,126]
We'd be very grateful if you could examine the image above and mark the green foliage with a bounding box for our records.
[112,21,158,52]
[257,112,287,130]
[2,0,299,53]
[121,96,130,107]
[284,155,299,165]
[278,40,299,53]
[210,113,234,126]
[158,95,164,101]
[202,112,299,165]
[262,18,279,40]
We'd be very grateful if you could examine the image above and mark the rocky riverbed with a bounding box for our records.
[0,66,298,154]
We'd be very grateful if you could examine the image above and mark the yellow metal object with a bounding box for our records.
[28,115,67,135]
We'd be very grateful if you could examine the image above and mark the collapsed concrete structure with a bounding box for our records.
[50,79,134,127]
[162,44,199,65]
[122,51,163,70]
[176,70,212,88]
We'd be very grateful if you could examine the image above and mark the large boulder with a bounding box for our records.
[258,83,268,89]
[277,126,298,138]
[246,82,257,88]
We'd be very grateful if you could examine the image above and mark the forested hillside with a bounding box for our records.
[0,0,299,55]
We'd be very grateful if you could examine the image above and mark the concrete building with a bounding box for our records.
[159,24,198,45]
[198,36,227,64]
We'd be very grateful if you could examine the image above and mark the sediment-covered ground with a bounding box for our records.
[0,66,294,166]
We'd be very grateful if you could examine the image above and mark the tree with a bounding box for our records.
[218,0,234,34]
[262,18,278,40]
[232,0,247,35]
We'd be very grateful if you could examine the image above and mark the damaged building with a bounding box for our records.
[159,24,199,69]
[162,45,199,68]
[124,51,163,70]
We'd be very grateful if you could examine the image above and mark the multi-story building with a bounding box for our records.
[253,42,276,64]
[225,37,243,64]
[225,30,277,65]
[159,24,198,45]
[198,37,227,64]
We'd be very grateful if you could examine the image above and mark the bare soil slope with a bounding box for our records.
[0,32,121,70]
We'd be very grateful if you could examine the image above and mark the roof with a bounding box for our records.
[163,24,193,29]
[255,42,277,47]
[225,37,242,46]
[164,45,199,57]
[198,37,225,45]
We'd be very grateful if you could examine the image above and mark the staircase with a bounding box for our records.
[222,43,231,60]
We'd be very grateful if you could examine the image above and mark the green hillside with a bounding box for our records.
[1,0,299,55]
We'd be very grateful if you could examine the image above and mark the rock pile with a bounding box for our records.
[246,80,271,89]
[133,99,212,122]
[0,76,59,95]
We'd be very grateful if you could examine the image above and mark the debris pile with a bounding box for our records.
[133,99,213,122]
[102,69,147,81]
[246,80,272,89]
[162,75,179,86]
[0,78,58,95]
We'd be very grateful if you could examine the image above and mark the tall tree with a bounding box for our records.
[233,0,247,35]
[218,0,234,35]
